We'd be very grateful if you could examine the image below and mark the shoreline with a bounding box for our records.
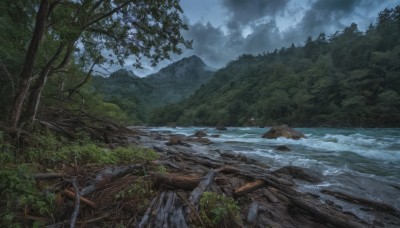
[132,127,400,227]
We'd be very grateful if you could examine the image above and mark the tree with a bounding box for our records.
[7,0,191,128]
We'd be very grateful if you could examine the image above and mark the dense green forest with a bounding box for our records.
[92,55,215,124]
[151,6,400,127]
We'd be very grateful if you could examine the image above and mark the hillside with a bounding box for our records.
[150,8,400,127]
[92,55,215,123]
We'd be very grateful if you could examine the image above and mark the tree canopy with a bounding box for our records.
[0,0,191,127]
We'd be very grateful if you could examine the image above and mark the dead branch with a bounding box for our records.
[63,189,95,208]
[80,164,143,196]
[69,177,80,228]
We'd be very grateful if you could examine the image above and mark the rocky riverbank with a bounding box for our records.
[130,128,400,227]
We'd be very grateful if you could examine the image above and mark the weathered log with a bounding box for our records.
[80,164,143,196]
[247,202,259,224]
[138,197,158,228]
[321,189,399,214]
[189,170,217,205]
[33,173,64,179]
[289,197,364,228]
[153,172,202,190]
[262,188,279,203]
[274,166,324,183]
[63,189,95,208]
[138,191,188,228]
[234,180,265,197]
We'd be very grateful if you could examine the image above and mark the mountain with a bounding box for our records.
[91,55,215,123]
[150,8,400,127]
[143,55,216,106]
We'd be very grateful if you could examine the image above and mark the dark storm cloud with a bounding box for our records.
[221,0,289,30]
[183,22,233,66]
[125,0,400,76]
[298,0,362,36]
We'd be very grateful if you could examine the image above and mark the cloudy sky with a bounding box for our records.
[125,0,399,77]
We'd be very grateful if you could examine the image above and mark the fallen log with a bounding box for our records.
[289,197,364,228]
[80,164,143,196]
[189,170,217,205]
[138,191,188,228]
[262,188,279,203]
[233,180,265,197]
[321,189,399,214]
[152,172,202,190]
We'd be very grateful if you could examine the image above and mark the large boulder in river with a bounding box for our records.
[192,130,207,138]
[262,125,306,140]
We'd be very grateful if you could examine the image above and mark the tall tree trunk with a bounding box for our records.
[26,42,66,121]
[8,0,50,128]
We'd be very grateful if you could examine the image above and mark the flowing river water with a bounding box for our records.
[149,127,400,220]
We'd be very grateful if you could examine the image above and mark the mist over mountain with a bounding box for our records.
[92,55,215,123]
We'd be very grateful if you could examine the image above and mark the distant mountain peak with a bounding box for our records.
[109,69,139,78]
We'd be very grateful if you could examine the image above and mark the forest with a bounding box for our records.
[151,6,400,127]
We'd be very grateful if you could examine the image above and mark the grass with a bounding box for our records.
[0,129,160,227]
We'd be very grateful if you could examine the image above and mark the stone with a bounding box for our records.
[262,125,306,140]
[275,145,291,151]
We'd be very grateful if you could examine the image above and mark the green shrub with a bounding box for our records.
[199,192,242,227]
[25,131,159,166]
[114,177,155,211]
[0,165,55,227]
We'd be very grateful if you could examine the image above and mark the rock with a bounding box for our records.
[216,126,227,130]
[165,136,184,146]
[186,137,212,145]
[220,152,238,159]
[211,134,220,138]
[192,130,207,138]
[275,145,291,151]
[274,166,324,183]
[262,125,306,140]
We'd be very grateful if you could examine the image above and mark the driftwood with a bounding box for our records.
[80,164,143,196]
[138,191,188,228]
[262,188,279,203]
[289,197,364,228]
[189,170,217,205]
[247,202,259,224]
[63,189,95,208]
[153,172,202,190]
[233,180,265,197]
[321,189,399,214]
[138,197,158,228]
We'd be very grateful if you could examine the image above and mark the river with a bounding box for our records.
[149,126,400,220]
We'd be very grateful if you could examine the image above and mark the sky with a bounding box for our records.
[123,0,400,77]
